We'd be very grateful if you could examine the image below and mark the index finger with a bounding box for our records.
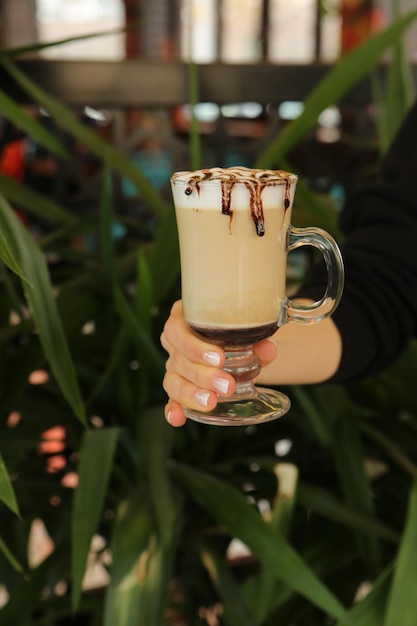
[161,301,225,368]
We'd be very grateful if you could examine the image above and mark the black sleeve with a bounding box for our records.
[296,100,417,383]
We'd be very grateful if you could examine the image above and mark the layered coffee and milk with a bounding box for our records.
[171,166,298,346]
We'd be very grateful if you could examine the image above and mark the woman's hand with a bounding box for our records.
[160,301,277,426]
[161,299,342,426]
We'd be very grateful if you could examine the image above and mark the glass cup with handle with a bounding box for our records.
[171,166,344,426]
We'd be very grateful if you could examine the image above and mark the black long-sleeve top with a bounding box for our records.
[298,100,417,382]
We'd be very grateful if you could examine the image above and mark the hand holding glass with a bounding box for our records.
[171,167,344,426]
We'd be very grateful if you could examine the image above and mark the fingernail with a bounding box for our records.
[195,390,210,407]
[213,377,230,395]
[166,411,172,425]
[203,351,221,366]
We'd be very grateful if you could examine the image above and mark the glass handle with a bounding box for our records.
[285,226,344,324]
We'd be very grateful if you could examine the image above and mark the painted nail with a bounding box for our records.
[195,390,211,407]
[203,350,221,366]
[213,377,230,395]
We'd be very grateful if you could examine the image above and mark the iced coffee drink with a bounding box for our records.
[171,166,297,345]
[171,166,344,425]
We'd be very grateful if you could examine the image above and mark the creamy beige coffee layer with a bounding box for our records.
[171,166,298,331]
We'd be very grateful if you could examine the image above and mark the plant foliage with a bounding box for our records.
[0,9,416,626]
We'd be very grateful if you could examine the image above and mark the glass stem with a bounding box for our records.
[221,346,261,401]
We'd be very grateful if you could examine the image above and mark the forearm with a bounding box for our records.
[257,311,342,386]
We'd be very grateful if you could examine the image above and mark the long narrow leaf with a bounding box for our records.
[174,464,354,626]
[136,251,153,332]
[0,195,86,425]
[297,483,399,543]
[0,173,76,224]
[285,164,340,237]
[0,533,24,573]
[200,542,259,626]
[384,477,417,626]
[0,203,27,281]
[140,406,178,547]
[0,451,19,517]
[370,70,391,153]
[0,90,70,159]
[104,497,153,626]
[114,286,165,381]
[245,464,299,622]
[360,420,417,477]
[148,205,180,304]
[291,385,331,447]
[336,567,392,626]
[2,26,128,58]
[0,55,168,221]
[99,167,117,284]
[72,427,120,612]
[385,3,415,142]
[256,9,417,167]
[316,387,381,576]
[136,534,179,626]
[0,541,67,625]
[105,490,180,626]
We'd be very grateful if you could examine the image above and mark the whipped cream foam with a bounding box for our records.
[171,166,298,237]
[171,165,297,186]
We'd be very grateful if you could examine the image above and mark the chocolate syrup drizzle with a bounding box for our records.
[172,166,297,237]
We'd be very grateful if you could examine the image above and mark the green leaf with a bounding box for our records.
[104,497,153,626]
[114,286,165,381]
[0,55,168,221]
[270,463,299,536]
[360,420,417,477]
[384,477,417,626]
[99,167,117,284]
[336,566,392,626]
[291,385,331,447]
[72,427,120,612]
[0,90,70,159]
[2,26,128,58]
[140,406,177,547]
[148,205,180,304]
[0,533,24,573]
[136,250,153,332]
[316,386,381,576]
[174,464,354,626]
[105,490,181,626]
[86,329,126,408]
[0,173,76,224]
[288,169,340,238]
[0,195,86,425]
[243,464,299,622]
[0,451,19,516]
[0,541,68,625]
[256,9,417,167]
[0,204,27,281]
[136,533,178,626]
[297,483,399,543]
[385,5,415,143]
[200,542,259,626]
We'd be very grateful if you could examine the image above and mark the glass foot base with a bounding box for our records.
[183,387,291,426]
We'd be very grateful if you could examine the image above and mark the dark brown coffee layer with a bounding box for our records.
[189,321,278,346]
